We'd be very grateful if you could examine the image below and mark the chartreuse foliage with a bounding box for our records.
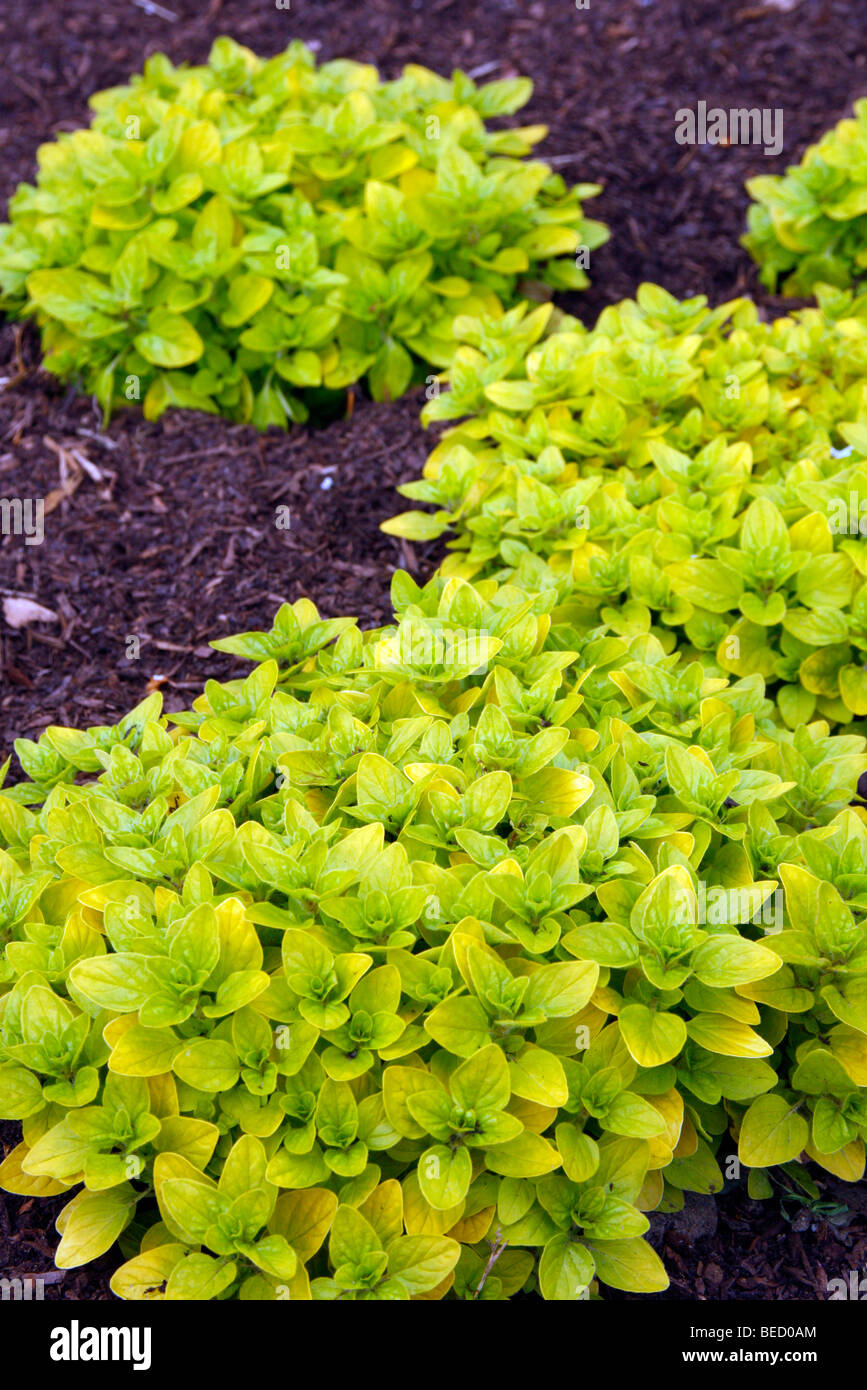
[2,575,867,1301]
[384,283,867,727]
[744,100,867,296]
[3,53,867,1300]
[0,36,606,427]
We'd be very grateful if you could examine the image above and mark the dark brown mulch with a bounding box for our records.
[0,1121,116,1299]
[2,0,867,1302]
[0,321,443,748]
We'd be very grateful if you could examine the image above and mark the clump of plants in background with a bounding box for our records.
[744,99,867,295]
[384,283,867,729]
[0,36,607,427]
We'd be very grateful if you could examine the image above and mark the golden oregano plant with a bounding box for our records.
[5,380,867,1289]
[385,282,867,728]
[2,76,867,1293]
[744,98,867,297]
[0,37,606,427]
[2,556,867,1299]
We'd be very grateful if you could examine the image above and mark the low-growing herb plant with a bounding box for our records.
[0,37,607,427]
[384,282,867,728]
[2,580,867,1300]
[744,100,867,296]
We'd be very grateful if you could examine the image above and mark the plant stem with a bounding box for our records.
[472,1226,508,1300]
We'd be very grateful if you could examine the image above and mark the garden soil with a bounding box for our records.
[1,0,866,1299]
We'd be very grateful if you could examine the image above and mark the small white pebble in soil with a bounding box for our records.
[320,476,334,491]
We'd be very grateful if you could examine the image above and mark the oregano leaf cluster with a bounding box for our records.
[0,37,606,427]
